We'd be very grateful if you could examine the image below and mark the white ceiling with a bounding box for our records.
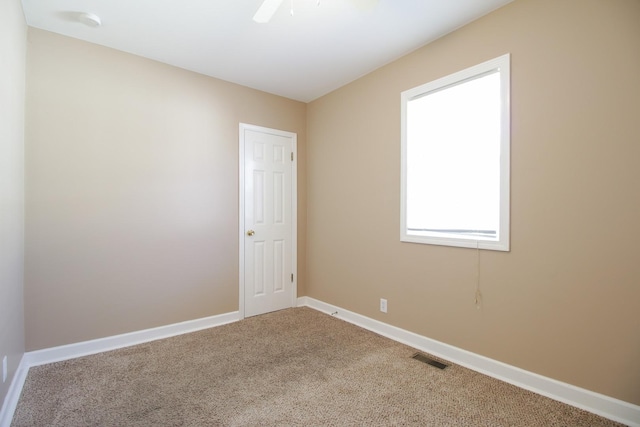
[21,0,514,102]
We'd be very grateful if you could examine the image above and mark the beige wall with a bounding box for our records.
[0,0,26,408]
[16,0,640,409]
[25,29,306,351]
[306,0,640,405]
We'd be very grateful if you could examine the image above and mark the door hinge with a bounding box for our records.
[291,273,294,282]
[291,152,294,161]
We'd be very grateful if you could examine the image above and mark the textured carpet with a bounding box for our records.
[12,307,624,426]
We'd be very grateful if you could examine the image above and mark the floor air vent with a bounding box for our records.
[411,352,449,370]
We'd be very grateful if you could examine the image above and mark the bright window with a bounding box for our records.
[400,54,510,251]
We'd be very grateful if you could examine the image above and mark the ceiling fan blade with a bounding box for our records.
[253,0,284,23]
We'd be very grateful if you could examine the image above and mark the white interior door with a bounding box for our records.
[240,124,296,318]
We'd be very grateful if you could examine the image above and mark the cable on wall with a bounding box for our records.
[475,240,482,309]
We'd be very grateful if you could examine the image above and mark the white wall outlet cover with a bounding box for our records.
[2,355,7,382]
[380,298,387,313]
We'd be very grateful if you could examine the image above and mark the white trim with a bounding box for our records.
[291,133,298,306]
[25,311,239,367]
[0,311,239,426]
[239,124,246,319]
[239,123,298,319]
[400,53,511,252]
[3,302,638,426]
[297,296,640,427]
[0,356,29,427]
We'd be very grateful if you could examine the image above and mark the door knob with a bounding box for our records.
[246,230,255,236]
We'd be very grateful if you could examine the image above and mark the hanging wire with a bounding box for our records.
[475,240,482,309]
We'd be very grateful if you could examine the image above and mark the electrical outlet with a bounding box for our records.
[2,356,7,383]
[380,298,387,313]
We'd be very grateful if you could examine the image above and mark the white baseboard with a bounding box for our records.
[24,311,240,367]
[297,296,640,427]
[0,310,240,427]
[4,303,638,427]
[0,356,29,427]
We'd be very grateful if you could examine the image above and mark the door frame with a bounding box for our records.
[238,123,297,319]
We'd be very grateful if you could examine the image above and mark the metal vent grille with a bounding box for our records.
[411,352,449,370]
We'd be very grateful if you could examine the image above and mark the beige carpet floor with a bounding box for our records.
[12,307,624,426]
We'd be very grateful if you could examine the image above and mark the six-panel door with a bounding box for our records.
[243,128,294,317]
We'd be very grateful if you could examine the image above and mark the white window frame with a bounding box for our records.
[400,54,510,251]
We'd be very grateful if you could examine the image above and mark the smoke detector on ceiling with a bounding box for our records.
[77,12,101,28]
